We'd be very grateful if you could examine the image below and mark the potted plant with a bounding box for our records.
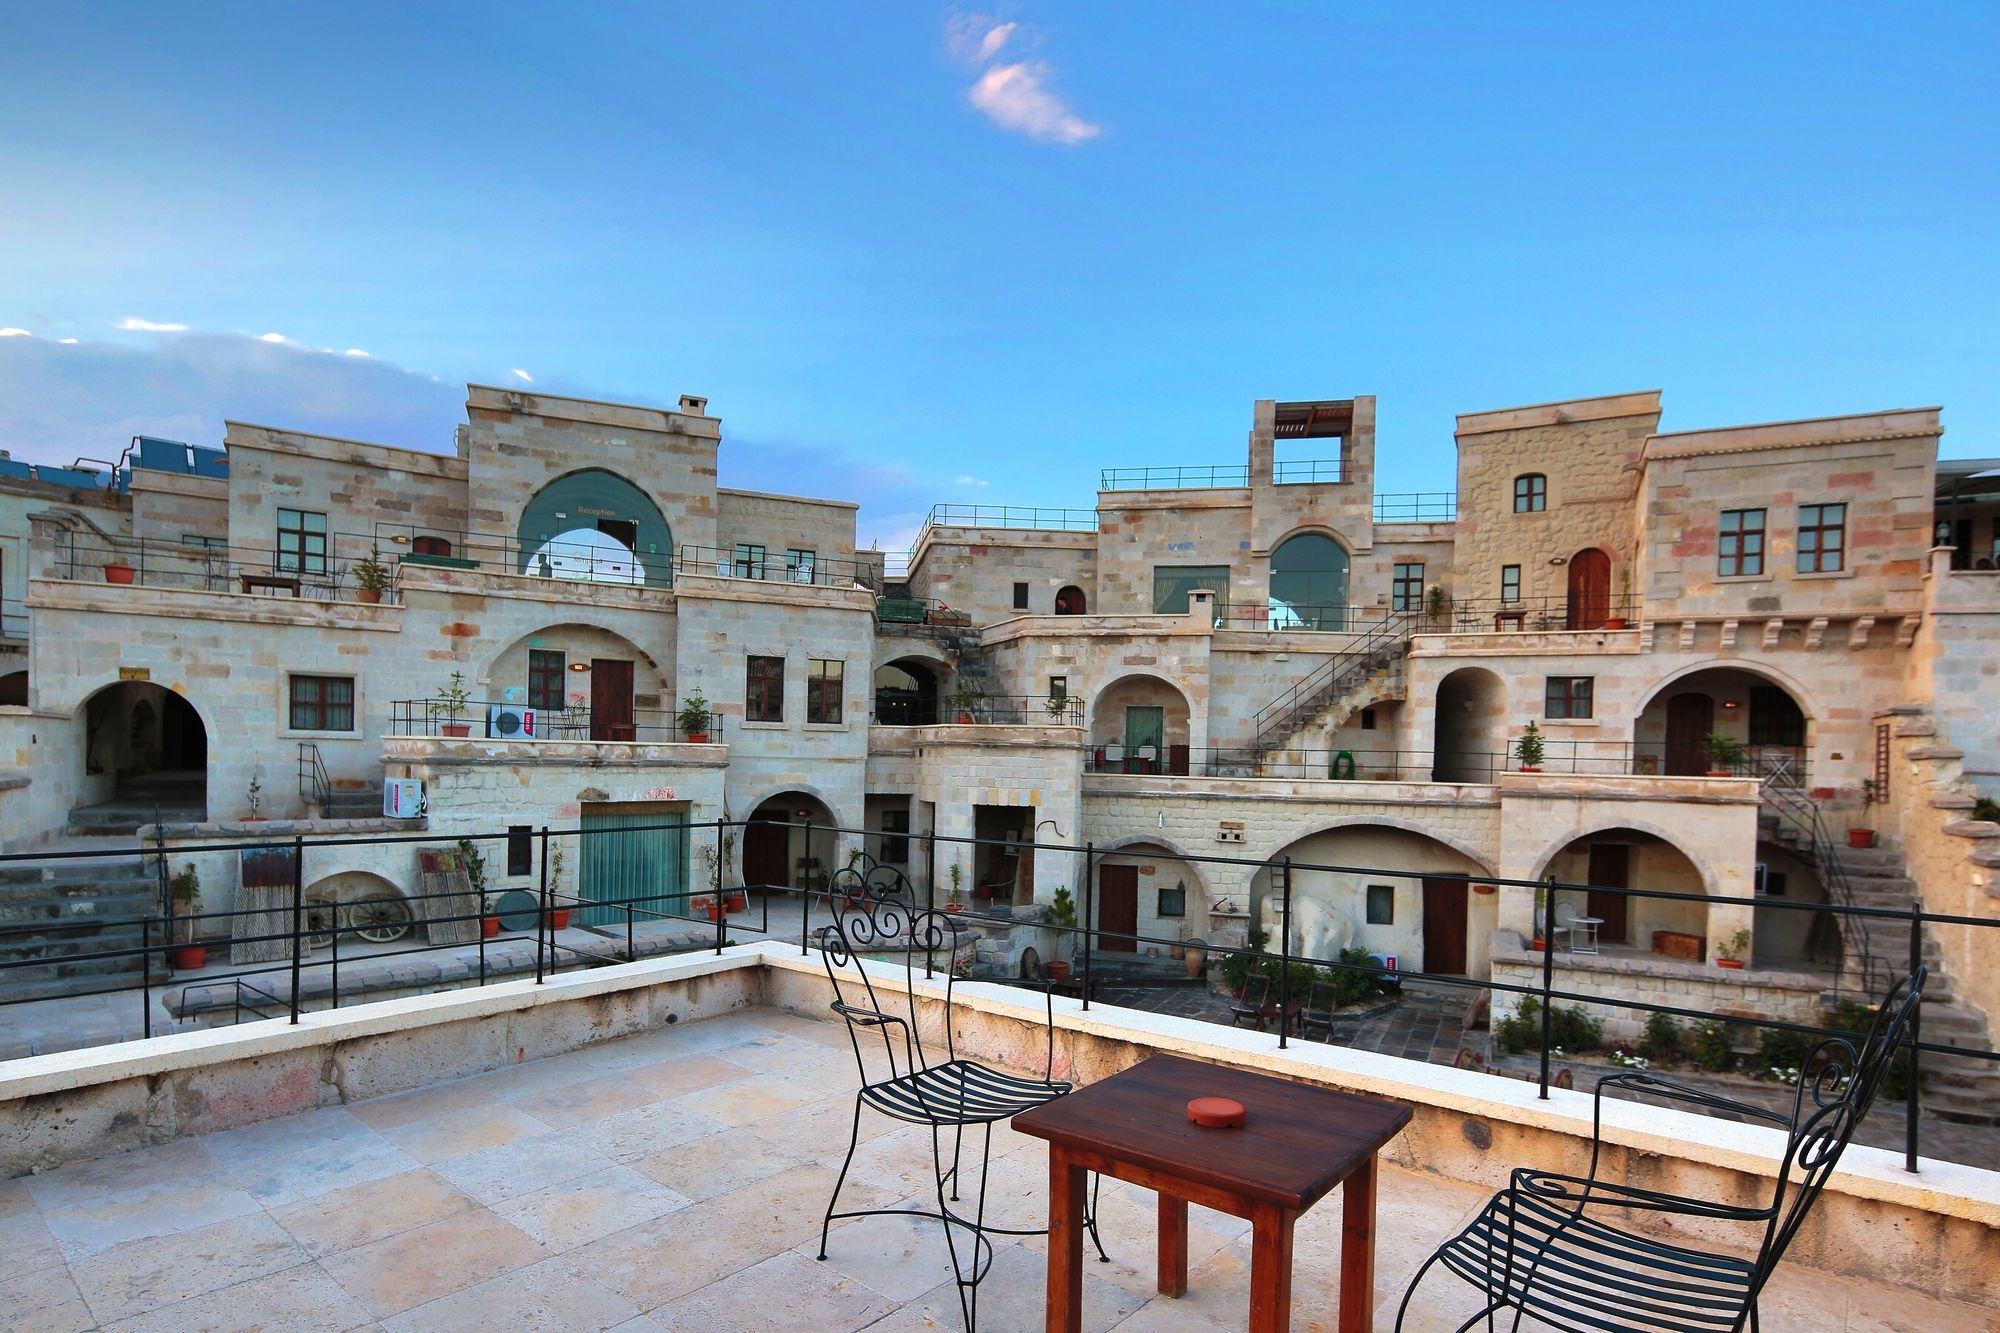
[946,861,965,912]
[1044,884,1079,978]
[169,863,205,969]
[545,842,570,929]
[104,555,137,585]
[353,550,390,604]
[1850,778,1881,848]
[1605,567,1632,630]
[948,686,979,724]
[1701,732,1746,777]
[481,897,501,938]
[431,670,473,738]
[1716,928,1752,969]
[677,689,712,744]
[1516,721,1545,773]
[1425,584,1449,629]
[1044,691,1072,721]
[242,773,265,822]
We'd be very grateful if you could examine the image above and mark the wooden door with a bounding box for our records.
[1566,549,1611,629]
[1098,865,1139,952]
[1422,879,1467,975]
[1586,843,1630,944]
[591,659,635,741]
[743,814,790,888]
[1664,693,1714,776]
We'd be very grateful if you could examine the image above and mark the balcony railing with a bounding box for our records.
[47,530,402,605]
[874,694,1083,727]
[672,544,881,591]
[1100,464,1249,490]
[1372,491,1458,523]
[388,697,723,743]
[1415,593,1643,634]
[1133,743,1809,787]
[369,522,673,588]
[919,504,1099,533]
[1271,456,1347,485]
[0,595,26,640]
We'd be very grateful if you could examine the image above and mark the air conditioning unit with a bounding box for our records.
[1367,951,1399,974]
[383,778,427,819]
[487,705,537,739]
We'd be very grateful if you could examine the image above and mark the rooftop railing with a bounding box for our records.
[1371,491,1458,523]
[919,504,1099,533]
[2,818,1990,1173]
[672,544,882,591]
[1100,463,1249,490]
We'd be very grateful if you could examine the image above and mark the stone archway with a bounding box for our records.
[1253,823,1491,977]
[1088,674,1192,774]
[74,681,207,824]
[1432,667,1505,783]
[743,791,838,891]
[516,469,674,587]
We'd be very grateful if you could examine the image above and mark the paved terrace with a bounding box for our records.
[2,953,1995,1331]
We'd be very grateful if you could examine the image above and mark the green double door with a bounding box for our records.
[579,803,689,927]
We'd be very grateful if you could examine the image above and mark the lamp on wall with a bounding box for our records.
[569,661,590,673]
[1547,556,1568,566]
[391,534,409,545]
[1722,700,1740,710]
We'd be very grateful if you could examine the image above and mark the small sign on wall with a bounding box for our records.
[644,787,677,801]
[119,666,150,681]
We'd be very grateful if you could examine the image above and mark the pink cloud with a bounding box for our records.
[968,61,1101,145]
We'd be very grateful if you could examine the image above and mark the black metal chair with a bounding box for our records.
[814,863,1106,1330]
[1396,967,1925,1333]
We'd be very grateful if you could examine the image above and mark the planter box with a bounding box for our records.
[1653,929,1705,963]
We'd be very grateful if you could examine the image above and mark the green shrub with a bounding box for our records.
[1639,1011,1682,1062]
[1753,1001,1910,1097]
[1973,796,2000,824]
[1494,997,1604,1056]
[1691,1021,1734,1072]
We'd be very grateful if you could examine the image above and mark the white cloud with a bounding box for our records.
[969,62,1101,144]
[118,316,188,332]
[946,14,1016,63]
[343,348,370,358]
[953,474,989,488]
[58,337,78,344]
[511,368,534,383]
[258,332,288,343]
[0,327,30,337]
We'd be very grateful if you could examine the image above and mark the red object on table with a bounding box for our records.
[1187,1097,1246,1128]
[1015,1053,1411,1333]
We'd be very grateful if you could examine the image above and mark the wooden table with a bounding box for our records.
[1014,1054,1410,1333]
[239,573,302,597]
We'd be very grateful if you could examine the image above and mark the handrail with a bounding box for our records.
[1249,610,1416,752]
[1762,781,1874,993]
[297,742,331,811]
[919,504,1099,534]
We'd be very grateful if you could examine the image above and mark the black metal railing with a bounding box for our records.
[920,504,1099,533]
[1372,492,1458,523]
[48,530,405,605]
[388,697,725,743]
[1213,603,1403,632]
[1100,464,1249,491]
[2,819,1992,1175]
[878,695,1083,726]
[0,593,27,640]
[1417,593,1644,634]
[1271,457,1347,485]
[297,742,331,810]
[369,521,672,588]
[1147,742,1811,787]
[672,544,882,591]
[1249,610,1415,751]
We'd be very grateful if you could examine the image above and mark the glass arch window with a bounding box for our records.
[1267,533,1350,631]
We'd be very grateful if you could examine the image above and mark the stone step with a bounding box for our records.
[0,859,153,888]
[0,894,158,926]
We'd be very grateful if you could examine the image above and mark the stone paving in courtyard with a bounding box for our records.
[1,1006,1992,1331]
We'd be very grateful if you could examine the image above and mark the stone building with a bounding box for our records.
[2,384,1997,1063]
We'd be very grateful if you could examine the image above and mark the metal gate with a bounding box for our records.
[578,803,689,928]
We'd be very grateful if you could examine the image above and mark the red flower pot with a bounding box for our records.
[105,564,137,585]
[1046,961,1071,980]
[544,908,570,930]
[1847,828,1876,849]
[440,723,471,738]
[1716,958,1746,969]
[171,944,206,969]
[481,916,500,938]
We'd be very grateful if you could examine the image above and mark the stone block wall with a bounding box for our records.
[128,471,227,546]
[906,528,1100,628]
[1489,940,1826,1045]
[714,488,860,568]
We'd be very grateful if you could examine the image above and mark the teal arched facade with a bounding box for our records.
[517,469,674,587]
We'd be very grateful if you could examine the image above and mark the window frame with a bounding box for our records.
[506,826,533,877]
[806,658,844,724]
[785,548,816,584]
[1391,561,1425,612]
[1500,564,1522,603]
[287,673,356,733]
[1012,581,1030,610]
[1796,503,1847,574]
[1544,675,1594,720]
[527,649,567,712]
[1157,883,1187,917]
[1365,884,1395,925]
[732,543,767,579]
[746,654,785,722]
[1718,508,1767,577]
[1513,474,1547,514]
[276,507,329,574]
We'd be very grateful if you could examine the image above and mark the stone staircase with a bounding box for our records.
[938,625,996,710]
[0,853,167,1003]
[1249,630,1409,775]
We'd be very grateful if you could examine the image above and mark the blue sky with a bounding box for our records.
[3,3,1995,549]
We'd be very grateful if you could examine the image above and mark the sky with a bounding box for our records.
[2,3,1996,551]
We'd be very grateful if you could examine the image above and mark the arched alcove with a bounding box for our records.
[1089,674,1191,774]
[75,681,207,820]
[517,469,673,587]
[1432,667,1505,783]
[1253,824,1491,976]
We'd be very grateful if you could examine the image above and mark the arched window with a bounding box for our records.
[1267,533,1350,631]
[1513,473,1547,513]
[516,469,673,587]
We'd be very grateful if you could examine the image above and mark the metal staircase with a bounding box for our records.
[1247,611,1415,762]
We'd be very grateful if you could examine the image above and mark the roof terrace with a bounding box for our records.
[1,945,1994,1330]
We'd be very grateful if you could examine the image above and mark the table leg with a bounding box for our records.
[1247,1202,1296,1333]
[1046,1146,1087,1333]
[1157,1193,1188,1297]
[1338,1154,1379,1332]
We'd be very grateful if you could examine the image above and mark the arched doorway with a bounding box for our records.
[1637,666,1811,782]
[76,682,207,821]
[743,792,837,891]
[1541,829,1706,951]
[873,658,941,725]
[1566,548,1611,630]
[1092,841,1206,955]
[517,469,673,587]
[1268,532,1351,631]
[1089,675,1192,774]
[1432,667,1505,783]
[1054,586,1087,615]
[1254,824,1492,976]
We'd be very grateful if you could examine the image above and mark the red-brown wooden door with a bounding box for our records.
[743,817,790,888]
[1566,549,1611,629]
[591,659,636,741]
[1665,693,1714,776]
[1586,843,1631,944]
[1097,866,1139,952]
[1422,878,1468,975]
